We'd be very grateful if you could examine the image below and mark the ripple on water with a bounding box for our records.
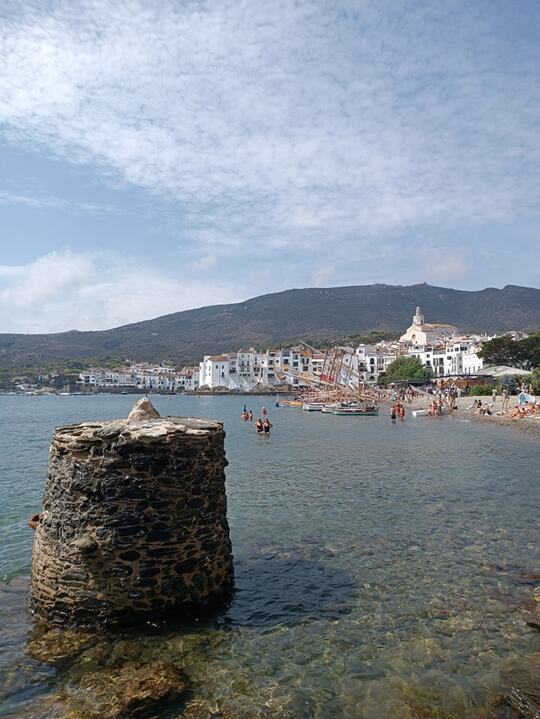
[0,395,539,718]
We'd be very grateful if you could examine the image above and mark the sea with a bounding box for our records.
[0,393,539,718]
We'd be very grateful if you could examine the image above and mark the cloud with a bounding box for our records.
[419,248,471,282]
[0,251,238,333]
[312,265,337,286]
[0,0,538,259]
[0,190,119,214]
[187,253,218,271]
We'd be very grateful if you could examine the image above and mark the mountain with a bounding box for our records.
[1,283,539,368]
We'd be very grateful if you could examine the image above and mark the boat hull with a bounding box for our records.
[322,406,379,416]
[302,403,325,411]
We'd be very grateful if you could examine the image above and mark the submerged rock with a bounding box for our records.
[62,660,188,718]
[181,701,224,718]
[27,626,96,664]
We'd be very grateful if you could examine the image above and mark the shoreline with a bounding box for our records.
[382,394,540,442]
[468,411,540,441]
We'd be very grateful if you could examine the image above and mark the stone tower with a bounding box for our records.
[29,398,234,627]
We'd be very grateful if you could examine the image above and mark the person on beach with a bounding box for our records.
[502,389,509,411]
[254,418,264,433]
[492,388,497,404]
[263,418,273,434]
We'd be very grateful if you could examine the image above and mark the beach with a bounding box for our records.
[383,393,540,441]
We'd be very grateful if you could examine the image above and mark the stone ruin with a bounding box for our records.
[29,398,234,627]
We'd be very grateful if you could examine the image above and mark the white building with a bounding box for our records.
[199,356,232,389]
[400,306,458,346]
[78,363,191,392]
[408,339,483,377]
[175,367,200,391]
[356,344,399,382]
[197,346,317,390]
[461,346,484,375]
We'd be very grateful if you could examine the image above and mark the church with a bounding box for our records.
[399,306,458,346]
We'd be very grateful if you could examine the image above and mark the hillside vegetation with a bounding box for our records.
[1,283,539,369]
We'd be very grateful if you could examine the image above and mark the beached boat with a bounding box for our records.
[302,402,325,411]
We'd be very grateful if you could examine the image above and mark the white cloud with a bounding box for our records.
[0,0,538,256]
[187,253,218,271]
[0,251,238,333]
[419,249,471,282]
[312,265,337,286]
[0,190,118,214]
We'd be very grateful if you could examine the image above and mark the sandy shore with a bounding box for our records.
[383,394,540,442]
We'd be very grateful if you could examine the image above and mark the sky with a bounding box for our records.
[0,0,539,333]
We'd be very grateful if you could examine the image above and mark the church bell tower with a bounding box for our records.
[413,306,424,326]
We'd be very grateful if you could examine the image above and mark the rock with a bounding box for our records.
[127,396,160,422]
[181,700,224,718]
[64,660,188,719]
[27,627,96,664]
[533,586,540,603]
[71,535,98,553]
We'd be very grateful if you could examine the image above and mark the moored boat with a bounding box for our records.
[302,402,325,411]
[322,403,378,416]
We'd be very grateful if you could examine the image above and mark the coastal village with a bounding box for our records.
[7,306,531,395]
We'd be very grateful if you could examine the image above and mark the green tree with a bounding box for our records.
[381,357,432,384]
[469,384,493,396]
[478,332,540,370]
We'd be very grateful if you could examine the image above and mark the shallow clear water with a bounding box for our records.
[0,394,539,718]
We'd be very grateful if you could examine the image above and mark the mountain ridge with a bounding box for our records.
[1,283,539,368]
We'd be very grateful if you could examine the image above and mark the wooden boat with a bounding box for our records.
[279,400,303,407]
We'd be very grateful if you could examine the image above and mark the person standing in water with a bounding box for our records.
[262,406,268,417]
[263,418,273,434]
[254,418,264,433]
[391,406,397,424]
